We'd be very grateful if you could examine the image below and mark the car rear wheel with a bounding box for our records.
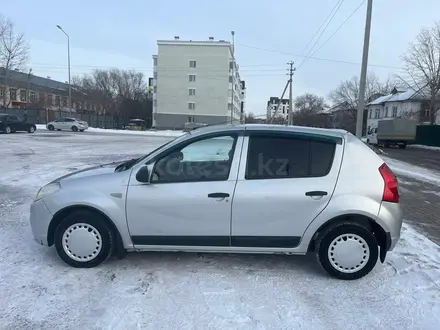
[28,125,36,133]
[71,126,78,132]
[315,222,378,280]
[4,125,11,134]
[48,125,54,131]
[54,210,114,268]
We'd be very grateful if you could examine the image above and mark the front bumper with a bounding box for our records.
[29,199,53,246]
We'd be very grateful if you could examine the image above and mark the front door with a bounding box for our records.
[126,133,242,247]
[231,132,343,248]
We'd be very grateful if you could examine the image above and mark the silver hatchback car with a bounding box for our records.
[30,124,403,280]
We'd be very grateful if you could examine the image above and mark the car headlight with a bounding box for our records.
[35,182,60,201]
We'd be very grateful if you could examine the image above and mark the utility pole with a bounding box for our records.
[230,30,235,124]
[56,25,72,115]
[356,0,373,138]
[26,68,32,110]
[287,61,295,125]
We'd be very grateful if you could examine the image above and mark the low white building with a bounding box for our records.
[152,37,246,129]
[366,89,428,131]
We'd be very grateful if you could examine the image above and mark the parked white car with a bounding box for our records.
[47,118,89,132]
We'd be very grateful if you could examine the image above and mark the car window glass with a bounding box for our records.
[55,118,65,122]
[9,116,18,121]
[152,135,236,183]
[181,136,234,162]
[65,118,75,122]
[374,128,377,133]
[245,135,335,180]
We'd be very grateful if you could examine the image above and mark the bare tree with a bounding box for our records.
[329,73,396,119]
[294,93,327,114]
[402,22,440,124]
[0,15,29,107]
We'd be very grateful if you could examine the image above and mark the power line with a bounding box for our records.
[297,0,345,68]
[298,0,366,69]
[237,43,403,70]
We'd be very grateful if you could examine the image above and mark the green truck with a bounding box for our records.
[367,118,417,149]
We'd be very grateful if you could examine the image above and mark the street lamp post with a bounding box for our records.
[56,25,72,115]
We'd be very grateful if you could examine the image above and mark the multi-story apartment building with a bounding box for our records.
[0,67,96,113]
[152,37,246,129]
[266,96,290,120]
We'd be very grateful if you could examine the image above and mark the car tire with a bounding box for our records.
[315,222,378,280]
[54,210,115,268]
[28,125,36,133]
[71,126,78,132]
[4,125,12,134]
[79,129,84,132]
[48,125,54,131]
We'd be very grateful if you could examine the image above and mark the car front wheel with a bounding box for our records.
[28,126,36,133]
[48,125,54,131]
[4,125,11,134]
[71,126,78,132]
[54,210,114,268]
[315,222,378,280]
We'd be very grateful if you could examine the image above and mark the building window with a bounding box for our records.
[392,106,398,117]
[369,109,372,119]
[189,88,196,96]
[153,72,157,79]
[47,94,53,105]
[189,60,196,68]
[188,102,196,110]
[10,88,17,101]
[20,89,26,102]
[55,95,61,106]
[375,108,380,118]
[229,76,233,83]
[153,57,157,66]
[0,86,4,98]
[229,61,233,70]
[153,86,157,93]
[228,103,233,110]
[30,91,36,103]
[384,106,388,117]
[62,97,68,107]
[188,116,195,122]
[425,108,431,117]
[189,74,196,82]
[153,99,157,107]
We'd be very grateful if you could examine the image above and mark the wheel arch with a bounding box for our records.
[307,213,389,262]
[47,205,126,258]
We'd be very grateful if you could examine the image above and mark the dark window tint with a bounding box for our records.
[310,140,336,177]
[246,134,336,180]
[65,118,75,122]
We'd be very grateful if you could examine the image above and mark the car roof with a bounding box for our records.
[189,124,347,141]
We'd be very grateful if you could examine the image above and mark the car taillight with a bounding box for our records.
[379,163,399,203]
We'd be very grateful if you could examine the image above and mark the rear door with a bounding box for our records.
[8,116,22,131]
[231,131,343,248]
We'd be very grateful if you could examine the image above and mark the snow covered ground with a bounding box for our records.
[35,124,185,137]
[383,156,440,186]
[408,144,440,151]
[1,132,440,329]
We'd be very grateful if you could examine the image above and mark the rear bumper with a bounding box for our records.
[377,201,403,251]
[29,199,53,246]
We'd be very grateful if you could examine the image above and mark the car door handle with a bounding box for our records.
[208,193,230,198]
[305,191,328,197]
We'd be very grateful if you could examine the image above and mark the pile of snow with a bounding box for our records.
[383,156,440,186]
[408,144,440,152]
[35,124,184,137]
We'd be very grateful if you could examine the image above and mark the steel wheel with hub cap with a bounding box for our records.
[54,210,114,268]
[315,222,378,280]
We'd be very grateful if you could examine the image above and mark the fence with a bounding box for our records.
[413,125,440,147]
[0,108,134,129]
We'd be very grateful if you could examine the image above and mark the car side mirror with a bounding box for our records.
[136,166,151,183]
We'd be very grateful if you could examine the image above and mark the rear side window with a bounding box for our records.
[245,134,336,180]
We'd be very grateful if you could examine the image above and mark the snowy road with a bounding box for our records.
[1,131,440,329]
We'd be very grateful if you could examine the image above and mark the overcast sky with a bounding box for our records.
[3,0,440,116]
